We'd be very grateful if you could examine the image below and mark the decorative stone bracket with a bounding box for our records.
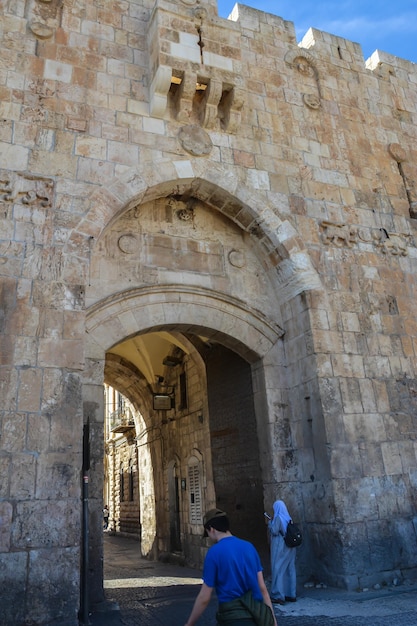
[150,66,244,133]
[148,5,245,133]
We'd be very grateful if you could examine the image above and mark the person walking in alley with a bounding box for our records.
[103,505,109,530]
[268,500,297,605]
[184,508,277,626]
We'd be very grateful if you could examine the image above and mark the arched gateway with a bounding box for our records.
[76,158,322,608]
[3,1,417,623]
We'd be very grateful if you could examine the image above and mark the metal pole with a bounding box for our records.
[79,423,91,625]
[80,474,90,625]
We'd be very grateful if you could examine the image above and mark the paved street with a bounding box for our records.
[92,534,417,626]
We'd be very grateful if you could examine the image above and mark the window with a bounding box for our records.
[188,457,202,524]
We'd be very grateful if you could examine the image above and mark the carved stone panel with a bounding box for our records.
[320,220,411,256]
[0,172,54,208]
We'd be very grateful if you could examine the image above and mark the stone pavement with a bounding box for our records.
[88,534,417,626]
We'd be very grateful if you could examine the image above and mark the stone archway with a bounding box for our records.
[86,285,284,360]
[87,291,283,565]
[64,158,322,303]
[75,159,323,607]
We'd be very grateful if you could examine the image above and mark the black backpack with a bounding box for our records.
[284,520,302,548]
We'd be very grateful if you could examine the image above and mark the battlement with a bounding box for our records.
[142,0,417,136]
[228,3,417,74]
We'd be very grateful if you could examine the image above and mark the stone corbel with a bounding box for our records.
[149,65,172,118]
[202,79,223,129]
[225,88,245,134]
[176,72,198,123]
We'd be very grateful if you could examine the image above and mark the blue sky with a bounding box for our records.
[217,1,417,65]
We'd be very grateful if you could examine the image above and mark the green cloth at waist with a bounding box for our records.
[216,591,274,625]
[217,595,253,621]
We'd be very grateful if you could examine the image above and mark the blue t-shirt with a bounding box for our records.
[202,535,263,603]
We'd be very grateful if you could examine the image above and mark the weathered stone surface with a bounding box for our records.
[1,0,417,623]
[12,500,80,549]
[35,452,81,499]
[0,501,13,552]
[25,547,80,625]
[10,452,37,499]
[0,552,28,624]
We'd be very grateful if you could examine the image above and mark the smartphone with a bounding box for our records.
[264,512,271,520]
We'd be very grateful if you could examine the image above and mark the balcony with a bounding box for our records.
[110,408,134,433]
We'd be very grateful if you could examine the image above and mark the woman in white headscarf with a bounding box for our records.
[267,500,296,604]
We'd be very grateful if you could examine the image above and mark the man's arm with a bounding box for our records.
[257,571,278,626]
[184,582,213,626]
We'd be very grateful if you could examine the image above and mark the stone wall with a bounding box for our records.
[1,0,417,623]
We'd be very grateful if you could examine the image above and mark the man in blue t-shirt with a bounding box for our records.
[184,509,277,626]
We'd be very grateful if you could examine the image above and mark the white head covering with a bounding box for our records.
[272,500,291,531]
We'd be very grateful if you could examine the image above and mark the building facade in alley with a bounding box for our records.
[1,0,417,623]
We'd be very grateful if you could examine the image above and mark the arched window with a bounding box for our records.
[188,456,202,524]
